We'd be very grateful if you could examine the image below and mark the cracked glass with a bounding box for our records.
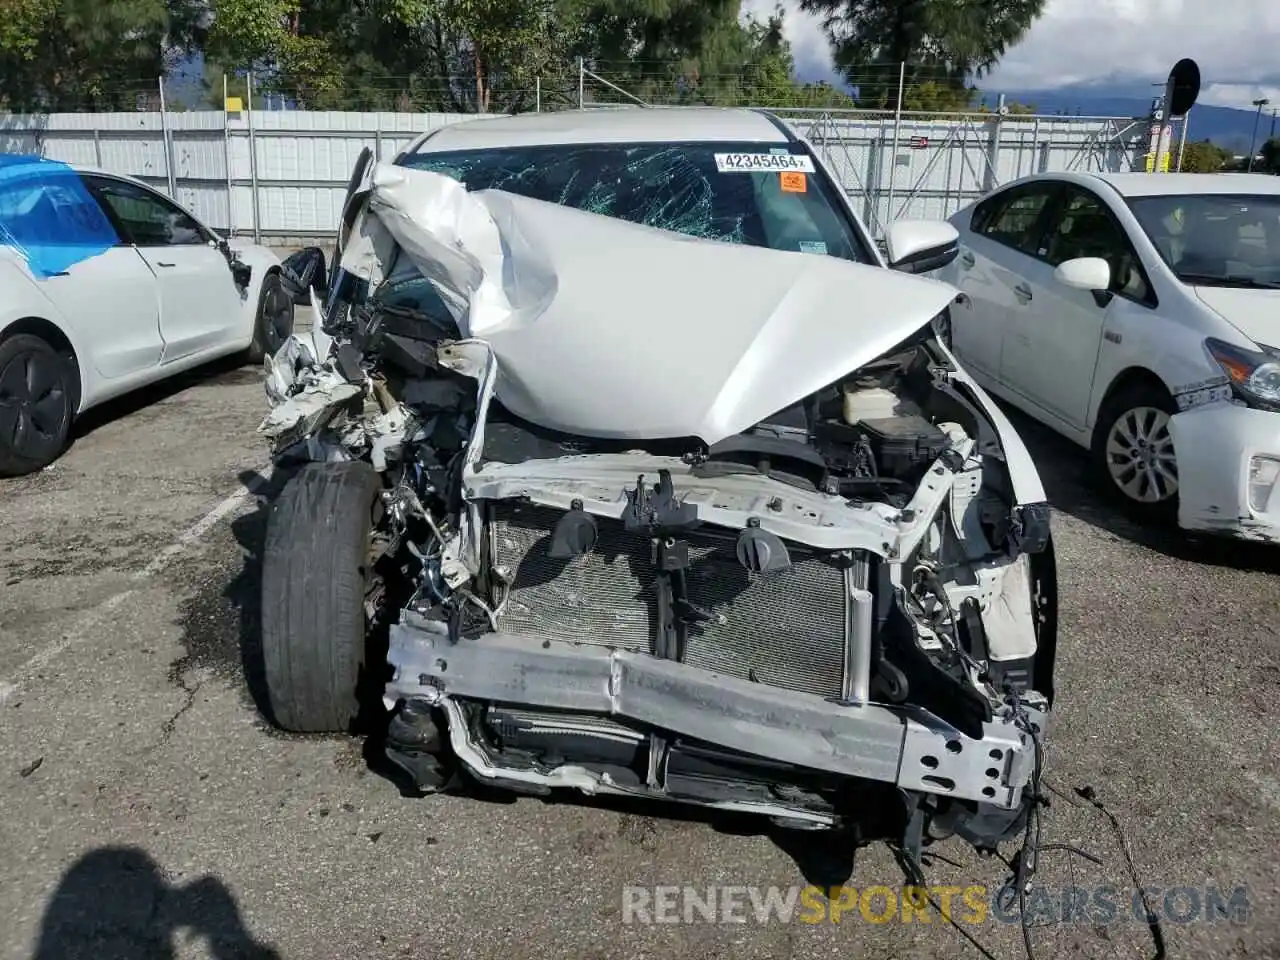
[398,140,872,264]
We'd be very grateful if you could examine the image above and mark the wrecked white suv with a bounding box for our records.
[257,108,1058,865]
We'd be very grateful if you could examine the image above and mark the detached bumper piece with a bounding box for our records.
[383,615,1041,827]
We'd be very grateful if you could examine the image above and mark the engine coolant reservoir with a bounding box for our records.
[842,385,901,425]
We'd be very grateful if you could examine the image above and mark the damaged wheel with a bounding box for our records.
[261,461,383,733]
[0,333,75,477]
[1092,382,1179,522]
[244,270,295,365]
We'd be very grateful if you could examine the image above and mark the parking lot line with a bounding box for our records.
[0,467,274,708]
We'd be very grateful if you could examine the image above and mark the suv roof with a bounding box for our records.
[405,107,793,154]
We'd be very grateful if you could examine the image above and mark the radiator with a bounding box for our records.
[483,502,850,699]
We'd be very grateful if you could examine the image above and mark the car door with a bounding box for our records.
[1002,185,1157,430]
[0,170,163,381]
[949,182,1061,380]
[85,176,243,363]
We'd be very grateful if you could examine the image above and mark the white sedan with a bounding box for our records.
[941,170,1280,541]
[0,156,291,476]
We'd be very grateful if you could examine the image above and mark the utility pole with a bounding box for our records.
[1248,97,1270,172]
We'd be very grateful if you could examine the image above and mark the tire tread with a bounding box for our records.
[261,461,380,733]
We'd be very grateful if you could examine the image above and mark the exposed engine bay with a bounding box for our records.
[260,161,1058,870]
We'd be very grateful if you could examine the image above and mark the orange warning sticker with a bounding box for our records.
[780,171,807,193]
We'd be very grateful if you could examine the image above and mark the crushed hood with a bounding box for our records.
[1193,285,1280,348]
[340,163,959,445]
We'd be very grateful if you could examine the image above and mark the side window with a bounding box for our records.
[970,195,999,233]
[1044,187,1152,303]
[89,178,208,246]
[978,187,1055,256]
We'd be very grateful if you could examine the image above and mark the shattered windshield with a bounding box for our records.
[398,140,872,263]
[1128,193,1280,289]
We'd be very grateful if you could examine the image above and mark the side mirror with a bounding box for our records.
[1054,256,1113,306]
[1055,256,1111,291]
[884,219,960,274]
[280,246,328,305]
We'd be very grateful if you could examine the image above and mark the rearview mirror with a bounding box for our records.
[884,219,960,274]
[1055,256,1111,292]
[280,246,328,305]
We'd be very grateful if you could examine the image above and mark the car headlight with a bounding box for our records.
[1205,337,1280,410]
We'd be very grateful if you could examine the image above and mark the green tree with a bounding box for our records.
[1179,139,1231,173]
[0,0,205,110]
[444,0,570,111]
[202,0,580,111]
[562,0,744,104]
[797,0,1046,110]
[614,6,796,107]
[1259,137,1280,174]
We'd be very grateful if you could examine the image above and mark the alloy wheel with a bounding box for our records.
[1104,405,1178,503]
[0,348,67,457]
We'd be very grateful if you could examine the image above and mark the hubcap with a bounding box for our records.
[0,350,66,455]
[1105,405,1178,503]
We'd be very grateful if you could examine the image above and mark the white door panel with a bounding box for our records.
[1008,184,1157,430]
[0,170,162,382]
[951,183,1061,396]
[39,248,162,381]
[965,234,1046,398]
[949,242,1008,376]
[135,244,243,361]
[85,176,244,363]
[1000,254,1107,427]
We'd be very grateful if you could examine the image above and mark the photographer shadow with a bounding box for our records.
[33,847,279,960]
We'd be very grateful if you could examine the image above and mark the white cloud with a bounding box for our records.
[1196,84,1280,109]
[745,0,1280,107]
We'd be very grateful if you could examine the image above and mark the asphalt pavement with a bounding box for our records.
[0,353,1277,960]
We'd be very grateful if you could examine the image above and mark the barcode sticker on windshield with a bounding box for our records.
[714,152,815,173]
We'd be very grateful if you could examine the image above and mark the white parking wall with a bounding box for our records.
[0,110,474,243]
[0,108,1156,243]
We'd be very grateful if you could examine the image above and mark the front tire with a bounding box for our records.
[244,271,294,365]
[261,461,383,733]
[0,333,75,477]
[1091,383,1180,523]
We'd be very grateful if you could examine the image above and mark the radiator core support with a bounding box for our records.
[478,501,874,704]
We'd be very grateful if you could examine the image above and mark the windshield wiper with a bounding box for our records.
[1178,272,1280,289]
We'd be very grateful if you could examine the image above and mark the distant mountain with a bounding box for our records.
[980,85,1274,155]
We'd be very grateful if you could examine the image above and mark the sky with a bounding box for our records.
[741,0,1280,109]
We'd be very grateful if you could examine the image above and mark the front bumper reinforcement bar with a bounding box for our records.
[384,614,1039,809]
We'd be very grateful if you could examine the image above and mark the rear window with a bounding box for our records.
[398,140,873,264]
[0,160,120,276]
[0,173,116,247]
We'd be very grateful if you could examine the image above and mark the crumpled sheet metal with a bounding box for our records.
[259,289,350,445]
[344,162,959,446]
[259,376,362,443]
